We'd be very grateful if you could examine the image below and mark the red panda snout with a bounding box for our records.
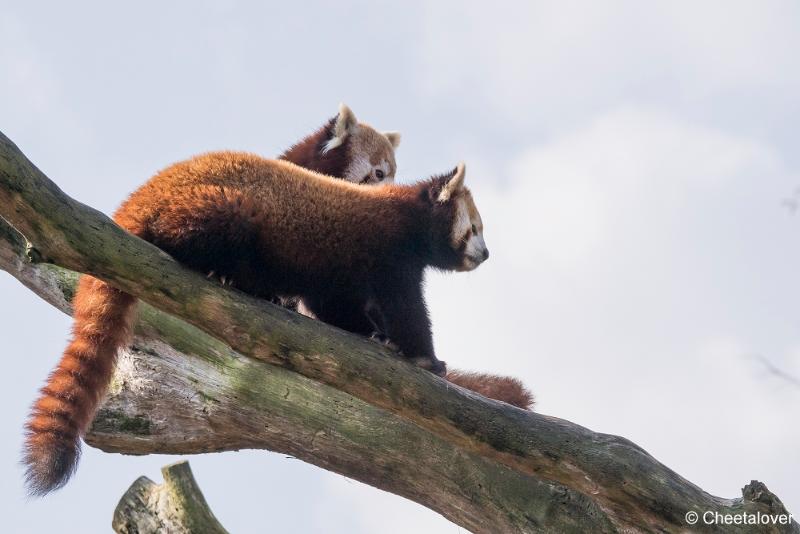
[460,232,489,271]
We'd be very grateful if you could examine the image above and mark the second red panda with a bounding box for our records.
[279,103,400,185]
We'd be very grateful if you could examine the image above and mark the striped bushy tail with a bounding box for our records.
[446,370,535,410]
[23,275,137,495]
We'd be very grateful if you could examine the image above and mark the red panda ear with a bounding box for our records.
[323,103,359,153]
[384,131,401,149]
[437,163,466,203]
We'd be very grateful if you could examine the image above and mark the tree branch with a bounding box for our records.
[1,131,796,533]
[113,461,229,534]
[0,214,599,533]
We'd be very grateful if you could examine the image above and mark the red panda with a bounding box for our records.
[21,107,402,496]
[23,108,533,495]
[23,153,490,495]
[279,103,400,184]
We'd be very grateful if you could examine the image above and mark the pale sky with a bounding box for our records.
[1,1,799,532]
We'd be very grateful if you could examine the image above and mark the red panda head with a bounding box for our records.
[426,163,489,272]
[280,103,399,185]
[323,103,400,185]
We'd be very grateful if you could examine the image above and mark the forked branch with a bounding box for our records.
[113,461,228,534]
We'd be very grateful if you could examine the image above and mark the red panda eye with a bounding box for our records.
[375,169,385,179]
[471,224,477,234]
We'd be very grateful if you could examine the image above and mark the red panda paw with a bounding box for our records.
[369,332,399,352]
[409,356,447,377]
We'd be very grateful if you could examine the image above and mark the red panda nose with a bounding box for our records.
[482,248,490,260]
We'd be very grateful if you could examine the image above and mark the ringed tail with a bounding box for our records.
[23,275,136,495]
[446,370,535,410]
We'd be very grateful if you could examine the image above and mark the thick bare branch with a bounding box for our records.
[1,131,797,533]
[0,216,603,533]
[113,461,229,534]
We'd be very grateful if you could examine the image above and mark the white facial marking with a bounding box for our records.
[343,155,373,183]
[377,159,393,183]
[452,197,471,246]
[343,157,394,184]
[452,196,487,271]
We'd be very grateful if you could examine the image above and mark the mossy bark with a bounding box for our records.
[113,461,229,534]
[1,131,797,533]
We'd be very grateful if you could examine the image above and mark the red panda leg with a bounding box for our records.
[23,276,137,495]
[372,271,446,376]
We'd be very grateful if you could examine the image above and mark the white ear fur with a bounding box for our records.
[323,103,359,153]
[437,162,466,203]
[383,131,401,149]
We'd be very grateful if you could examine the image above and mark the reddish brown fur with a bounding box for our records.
[24,277,136,494]
[279,107,397,184]
[279,117,352,177]
[112,155,469,372]
[446,370,534,410]
[24,149,473,494]
[23,111,403,495]
[25,114,529,495]
[279,116,533,413]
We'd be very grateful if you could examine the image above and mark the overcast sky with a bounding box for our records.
[2,1,799,532]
